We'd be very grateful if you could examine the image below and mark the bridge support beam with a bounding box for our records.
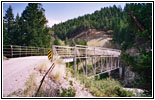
[108,71,111,77]
[119,67,122,79]
[85,58,87,76]
[73,57,77,77]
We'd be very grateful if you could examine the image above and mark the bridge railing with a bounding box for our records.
[53,45,121,58]
[3,45,51,58]
[52,45,121,77]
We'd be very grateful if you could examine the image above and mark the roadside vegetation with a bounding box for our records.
[76,74,135,97]
[3,56,8,60]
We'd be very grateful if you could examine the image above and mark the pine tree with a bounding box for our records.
[13,13,21,45]
[21,3,50,47]
[3,5,15,44]
[3,21,8,44]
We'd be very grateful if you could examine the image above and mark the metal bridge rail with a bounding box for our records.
[53,45,121,58]
[3,45,51,58]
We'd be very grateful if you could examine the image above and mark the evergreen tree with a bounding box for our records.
[122,3,152,94]
[21,3,50,47]
[13,13,21,45]
[3,5,15,44]
[3,21,8,44]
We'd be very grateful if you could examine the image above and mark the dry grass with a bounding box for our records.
[54,72,61,82]
[3,56,8,60]
[24,73,38,97]
[48,55,66,83]
[87,37,112,47]
[35,61,49,74]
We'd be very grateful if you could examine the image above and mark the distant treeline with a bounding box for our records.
[52,5,123,40]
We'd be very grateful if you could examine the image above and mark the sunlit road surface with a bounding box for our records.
[3,56,48,97]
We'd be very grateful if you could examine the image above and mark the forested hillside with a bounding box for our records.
[52,5,123,40]
[52,3,152,95]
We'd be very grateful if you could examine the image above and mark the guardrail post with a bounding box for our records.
[44,48,45,56]
[26,46,27,56]
[52,45,54,55]
[31,47,32,56]
[10,45,13,58]
[38,48,39,56]
[20,46,21,57]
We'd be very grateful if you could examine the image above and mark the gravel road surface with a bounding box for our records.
[3,56,48,97]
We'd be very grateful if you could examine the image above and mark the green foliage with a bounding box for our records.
[77,75,135,97]
[52,5,123,40]
[113,87,136,97]
[3,21,9,44]
[3,6,14,44]
[53,37,65,46]
[21,3,51,47]
[3,4,51,48]
[70,39,87,46]
[59,87,76,97]
[13,13,24,45]
[118,3,152,94]
[66,64,74,76]
[69,80,73,86]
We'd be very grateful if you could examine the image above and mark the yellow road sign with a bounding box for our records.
[48,49,53,60]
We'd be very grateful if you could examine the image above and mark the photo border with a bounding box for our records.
[1,0,154,99]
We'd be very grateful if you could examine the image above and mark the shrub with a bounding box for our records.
[114,87,135,97]
[69,80,73,86]
[77,74,135,97]
[54,37,65,46]
[59,87,76,97]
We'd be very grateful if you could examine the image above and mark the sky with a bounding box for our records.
[3,3,126,27]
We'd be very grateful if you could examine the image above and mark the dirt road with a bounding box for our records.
[3,56,48,97]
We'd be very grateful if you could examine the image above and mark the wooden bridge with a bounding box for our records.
[3,44,122,77]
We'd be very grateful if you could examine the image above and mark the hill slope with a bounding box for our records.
[70,29,116,48]
[52,5,123,40]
